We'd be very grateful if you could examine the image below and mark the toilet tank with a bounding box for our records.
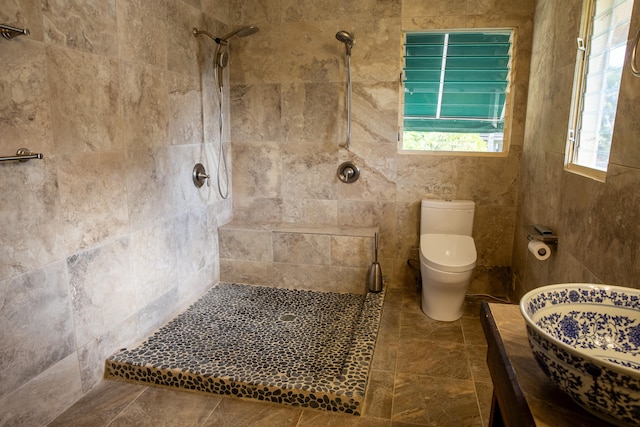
[420,199,475,236]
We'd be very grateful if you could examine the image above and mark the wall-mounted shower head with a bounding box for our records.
[193,26,259,45]
[219,26,259,43]
[336,30,355,56]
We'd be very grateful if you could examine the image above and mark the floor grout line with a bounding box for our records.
[104,385,148,427]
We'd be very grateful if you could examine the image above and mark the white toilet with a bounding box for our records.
[419,199,477,322]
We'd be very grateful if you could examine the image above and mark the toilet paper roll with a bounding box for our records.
[528,240,551,261]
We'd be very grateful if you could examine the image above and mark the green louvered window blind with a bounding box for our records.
[402,30,513,152]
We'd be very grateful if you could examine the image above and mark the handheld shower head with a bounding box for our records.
[336,30,355,55]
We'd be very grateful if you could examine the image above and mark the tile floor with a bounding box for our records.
[48,286,500,427]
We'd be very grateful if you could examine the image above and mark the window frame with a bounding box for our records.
[398,28,517,157]
[565,0,633,182]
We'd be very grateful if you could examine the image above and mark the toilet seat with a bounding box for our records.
[420,234,477,273]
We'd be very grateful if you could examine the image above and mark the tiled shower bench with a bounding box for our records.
[218,221,379,295]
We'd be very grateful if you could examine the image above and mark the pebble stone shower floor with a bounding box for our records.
[105,283,385,415]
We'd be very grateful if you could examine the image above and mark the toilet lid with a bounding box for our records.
[420,234,477,273]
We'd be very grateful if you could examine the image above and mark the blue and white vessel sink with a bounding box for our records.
[520,284,640,426]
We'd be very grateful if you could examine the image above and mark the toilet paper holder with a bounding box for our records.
[526,224,558,245]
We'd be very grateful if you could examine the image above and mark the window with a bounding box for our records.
[566,0,634,180]
[401,30,514,154]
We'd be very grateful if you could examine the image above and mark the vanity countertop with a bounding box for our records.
[481,302,611,427]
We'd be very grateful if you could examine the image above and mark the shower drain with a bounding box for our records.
[279,313,297,322]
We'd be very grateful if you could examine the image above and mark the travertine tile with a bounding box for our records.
[202,0,228,22]
[329,266,368,294]
[233,196,284,222]
[348,19,402,83]
[610,58,640,170]
[273,263,332,290]
[0,354,83,427]
[558,164,640,287]
[340,0,401,19]
[461,316,488,346]
[42,0,117,56]
[475,381,494,427]
[58,151,129,253]
[204,397,300,426]
[171,144,209,215]
[232,141,283,197]
[351,82,399,143]
[110,386,220,427]
[0,40,51,154]
[230,0,281,24]
[467,345,491,382]
[166,0,202,77]
[281,0,339,21]
[457,149,521,207]
[392,372,482,426]
[282,148,339,200]
[396,339,472,380]
[48,381,146,427]
[220,259,275,286]
[399,311,465,343]
[0,261,74,398]
[117,0,168,67]
[298,410,388,426]
[47,47,120,154]
[130,219,179,303]
[282,83,341,142]
[0,0,44,41]
[337,167,397,203]
[67,237,136,348]
[118,61,168,149]
[471,0,536,16]
[331,235,372,268]
[472,206,516,267]
[0,157,64,281]
[173,210,214,289]
[279,21,340,82]
[229,23,281,84]
[219,228,272,261]
[273,232,332,265]
[402,0,467,17]
[231,84,282,141]
[371,329,398,371]
[125,147,174,230]
[396,155,459,202]
[362,369,394,419]
[282,199,338,224]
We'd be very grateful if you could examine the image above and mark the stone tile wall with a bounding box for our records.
[0,1,231,424]
[511,0,640,298]
[228,0,536,293]
[219,221,377,294]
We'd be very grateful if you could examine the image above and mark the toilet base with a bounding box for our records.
[421,287,466,322]
[420,264,473,322]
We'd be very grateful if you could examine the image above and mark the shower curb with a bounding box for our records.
[104,284,385,415]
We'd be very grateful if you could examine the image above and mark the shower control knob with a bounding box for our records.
[337,161,360,184]
[192,163,210,188]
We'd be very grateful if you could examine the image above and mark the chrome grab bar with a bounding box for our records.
[631,27,640,77]
[0,148,43,163]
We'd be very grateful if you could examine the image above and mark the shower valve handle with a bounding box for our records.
[192,163,210,188]
[344,167,354,181]
[337,161,360,184]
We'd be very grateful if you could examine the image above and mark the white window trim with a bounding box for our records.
[565,0,632,182]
